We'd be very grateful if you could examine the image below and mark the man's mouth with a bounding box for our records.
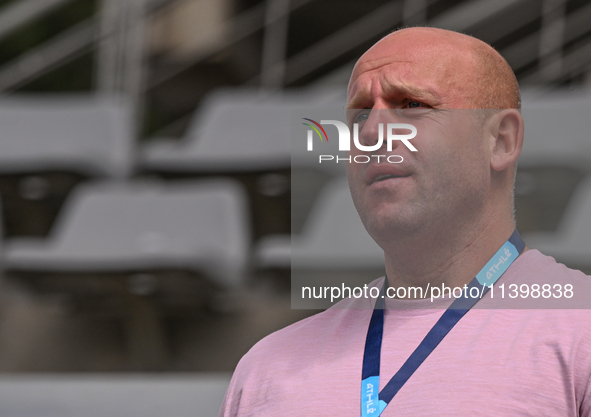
[372,173,410,183]
[365,163,413,185]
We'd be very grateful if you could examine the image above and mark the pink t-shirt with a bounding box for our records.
[220,250,591,416]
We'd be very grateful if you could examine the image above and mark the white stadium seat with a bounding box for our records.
[0,95,134,177]
[524,176,591,268]
[520,90,591,169]
[256,177,383,269]
[4,178,251,289]
[141,87,347,175]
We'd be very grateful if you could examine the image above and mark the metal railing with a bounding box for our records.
[0,0,587,135]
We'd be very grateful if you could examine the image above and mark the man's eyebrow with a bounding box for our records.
[346,84,440,109]
[386,83,439,102]
[346,93,369,109]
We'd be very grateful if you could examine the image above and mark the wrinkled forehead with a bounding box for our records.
[347,40,479,109]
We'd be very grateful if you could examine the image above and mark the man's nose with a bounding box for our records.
[359,109,402,151]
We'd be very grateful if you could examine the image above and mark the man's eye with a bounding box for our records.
[407,100,424,108]
[355,111,370,122]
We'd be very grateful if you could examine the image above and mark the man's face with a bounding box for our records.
[345,29,492,246]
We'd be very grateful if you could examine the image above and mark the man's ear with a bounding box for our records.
[487,109,524,172]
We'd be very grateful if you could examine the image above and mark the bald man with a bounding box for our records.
[220,28,591,416]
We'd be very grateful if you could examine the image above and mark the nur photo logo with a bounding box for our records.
[302,118,418,164]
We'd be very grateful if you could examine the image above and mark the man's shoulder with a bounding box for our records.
[233,279,381,377]
[242,301,368,363]
[494,248,591,309]
[507,248,590,286]
[220,288,377,416]
[245,309,329,358]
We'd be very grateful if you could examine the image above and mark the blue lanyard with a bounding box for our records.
[360,230,525,416]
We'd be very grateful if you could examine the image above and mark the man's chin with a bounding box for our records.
[362,211,427,242]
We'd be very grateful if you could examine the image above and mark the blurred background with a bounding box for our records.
[0,0,589,415]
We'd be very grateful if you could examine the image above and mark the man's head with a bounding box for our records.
[345,27,524,253]
[347,27,520,110]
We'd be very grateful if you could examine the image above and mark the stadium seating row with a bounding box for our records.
[2,88,590,239]
[0,374,230,417]
[1,169,591,289]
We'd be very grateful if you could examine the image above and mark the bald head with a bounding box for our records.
[458,30,521,109]
[348,27,520,110]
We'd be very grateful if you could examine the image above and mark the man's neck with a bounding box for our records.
[383,213,517,299]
